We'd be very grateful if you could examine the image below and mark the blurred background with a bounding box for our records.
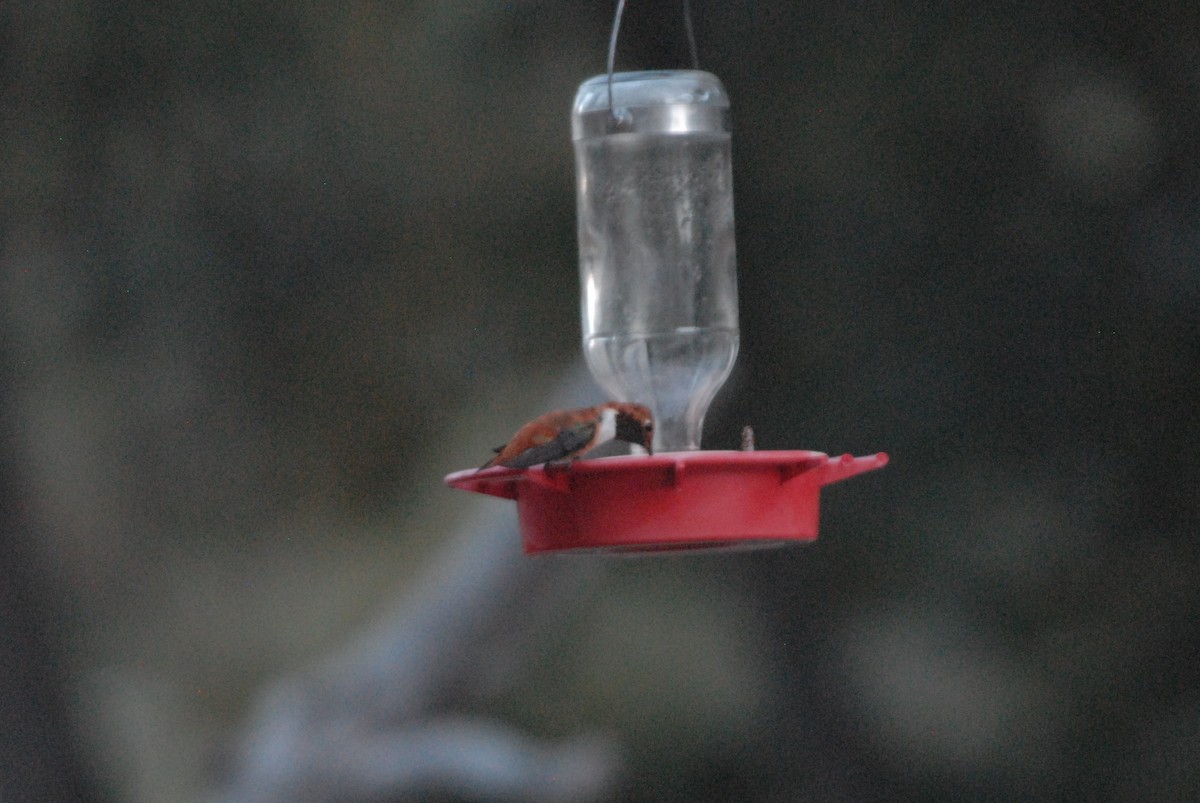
[3,0,1200,800]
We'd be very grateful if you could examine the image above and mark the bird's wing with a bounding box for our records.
[554,420,596,455]
[501,420,596,468]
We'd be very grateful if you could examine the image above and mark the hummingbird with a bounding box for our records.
[479,402,654,470]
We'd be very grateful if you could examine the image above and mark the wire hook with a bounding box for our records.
[606,0,701,123]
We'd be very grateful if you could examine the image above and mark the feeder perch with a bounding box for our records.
[445,43,887,553]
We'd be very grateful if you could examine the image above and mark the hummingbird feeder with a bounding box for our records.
[445,3,887,553]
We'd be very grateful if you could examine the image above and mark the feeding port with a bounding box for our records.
[446,64,886,554]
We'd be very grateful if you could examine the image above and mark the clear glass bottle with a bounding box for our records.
[573,70,739,452]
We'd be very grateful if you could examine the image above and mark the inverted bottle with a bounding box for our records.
[573,70,739,452]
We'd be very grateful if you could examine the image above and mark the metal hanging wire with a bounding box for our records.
[606,0,701,120]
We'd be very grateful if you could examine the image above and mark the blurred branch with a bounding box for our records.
[218,368,619,802]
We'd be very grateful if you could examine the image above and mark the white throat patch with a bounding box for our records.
[595,405,617,446]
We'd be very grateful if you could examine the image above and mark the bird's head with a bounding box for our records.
[608,402,654,455]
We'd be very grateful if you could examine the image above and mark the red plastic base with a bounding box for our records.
[444,450,888,554]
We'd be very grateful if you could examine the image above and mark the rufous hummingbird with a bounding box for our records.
[479,402,654,470]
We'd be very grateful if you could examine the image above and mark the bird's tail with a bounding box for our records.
[477,445,504,472]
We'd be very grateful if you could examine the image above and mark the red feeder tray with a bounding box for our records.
[444,450,888,554]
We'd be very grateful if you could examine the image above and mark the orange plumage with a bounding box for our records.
[480,402,654,470]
